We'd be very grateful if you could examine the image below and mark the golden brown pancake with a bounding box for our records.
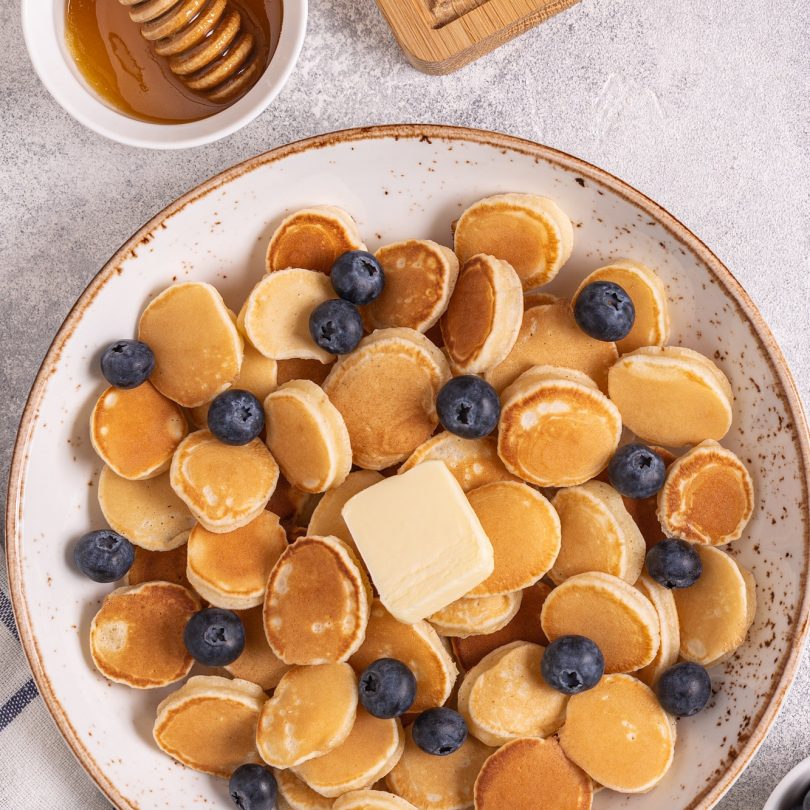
[428,591,522,638]
[224,605,291,689]
[658,439,754,545]
[170,430,279,533]
[440,254,522,374]
[474,737,593,810]
[485,300,618,393]
[323,329,451,470]
[523,291,560,309]
[276,770,335,810]
[154,676,265,778]
[98,466,195,551]
[138,282,244,407]
[333,789,418,810]
[498,366,622,487]
[267,206,366,274]
[454,193,574,290]
[264,535,370,665]
[541,572,660,673]
[90,382,187,480]
[363,240,459,333]
[559,674,676,793]
[608,346,734,447]
[276,357,334,386]
[635,573,680,687]
[186,510,287,609]
[256,663,358,768]
[124,540,190,588]
[265,380,353,493]
[90,581,201,688]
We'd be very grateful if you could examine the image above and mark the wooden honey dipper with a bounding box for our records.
[119,0,262,102]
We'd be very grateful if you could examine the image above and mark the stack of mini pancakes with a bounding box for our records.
[84,193,757,810]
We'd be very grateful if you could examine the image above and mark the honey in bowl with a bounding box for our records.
[65,0,282,124]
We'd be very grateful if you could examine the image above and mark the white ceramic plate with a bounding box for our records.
[7,126,810,810]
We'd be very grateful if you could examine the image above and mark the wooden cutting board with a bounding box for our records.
[374,0,581,74]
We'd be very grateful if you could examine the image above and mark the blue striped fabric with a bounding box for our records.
[0,585,40,731]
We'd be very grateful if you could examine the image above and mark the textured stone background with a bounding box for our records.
[1,0,808,807]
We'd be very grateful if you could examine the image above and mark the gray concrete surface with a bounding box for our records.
[1,0,809,807]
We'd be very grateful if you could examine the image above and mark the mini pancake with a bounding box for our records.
[124,539,190,588]
[523,291,560,309]
[474,737,593,810]
[559,674,676,793]
[334,789,418,810]
[90,382,188,480]
[276,770,335,810]
[256,662,358,768]
[292,709,404,797]
[386,727,493,810]
[267,206,366,274]
[440,254,522,374]
[452,582,551,670]
[635,574,680,687]
[458,642,568,746]
[550,481,646,585]
[466,482,560,596]
[98,466,195,551]
[673,545,756,667]
[225,605,291,689]
[154,675,265,778]
[608,346,734,447]
[264,535,370,665]
[454,193,574,290]
[574,259,670,353]
[138,282,244,407]
[619,446,677,550]
[322,328,451,470]
[485,300,618,393]
[541,572,660,673]
[90,581,202,688]
[428,591,522,638]
[186,510,287,609]
[349,600,457,712]
[498,366,622,488]
[658,439,754,545]
[170,430,279,533]
[277,357,334,386]
[398,434,517,492]
[265,380,353,493]
[363,240,459,333]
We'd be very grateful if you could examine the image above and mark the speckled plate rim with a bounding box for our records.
[5,124,810,810]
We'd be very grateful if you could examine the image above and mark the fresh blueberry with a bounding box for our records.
[73,530,135,583]
[229,763,277,810]
[574,281,635,342]
[208,389,265,445]
[541,635,605,695]
[100,339,155,388]
[412,707,468,756]
[309,299,364,355]
[656,661,712,716]
[646,539,703,589]
[358,658,417,719]
[608,443,667,499]
[436,375,500,439]
[184,608,245,666]
[331,251,385,305]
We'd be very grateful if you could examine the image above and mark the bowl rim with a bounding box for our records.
[763,753,810,809]
[5,124,810,809]
[21,0,308,150]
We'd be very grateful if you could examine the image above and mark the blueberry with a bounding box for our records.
[656,661,712,716]
[100,339,155,388]
[541,635,605,695]
[646,539,702,589]
[331,251,385,305]
[184,608,245,666]
[358,658,417,719]
[574,281,635,342]
[412,707,468,756]
[73,530,135,583]
[309,299,364,355]
[229,763,277,810]
[608,443,667,499]
[436,376,500,439]
[208,389,265,445]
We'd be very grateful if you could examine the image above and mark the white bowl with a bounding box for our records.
[765,757,810,810]
[21,0,307,149]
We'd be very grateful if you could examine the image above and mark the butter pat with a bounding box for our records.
[342,460,494,623]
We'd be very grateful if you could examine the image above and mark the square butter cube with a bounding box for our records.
[342,460,494,624]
